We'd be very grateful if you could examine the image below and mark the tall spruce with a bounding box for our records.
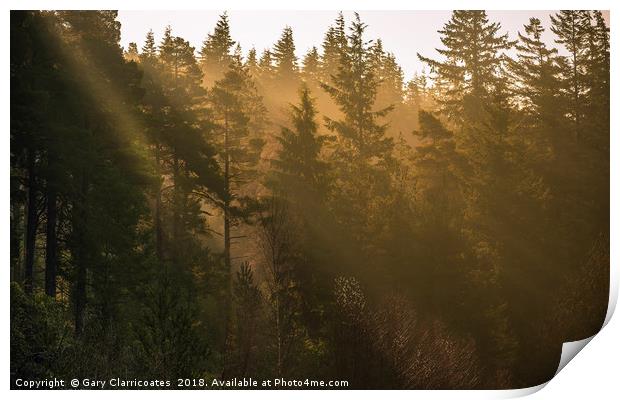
[418,11,514,121]
[550,10,591,139]
[321,12,347,83]
[272,26,299,82]
[209,55,266,321]
[200,12,236,87]
[322,13,393,163]
[273,86,327,194]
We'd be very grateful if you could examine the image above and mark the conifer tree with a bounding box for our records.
[403,72,431,131]
[583,10,609,148]
[124,42,139,62]
[550,10,591,138]
[321,12,347,83]
[137,26,223,275]
[322,14,393,163]
[200,12,236,87]
[159,31,210,267]
[273,26,299,82]
[140,29,157,62]
[11,11,60,295]
[245,47,259,77]
[258,49,275,83]
[378,53,404,108]
[508,17,561,141]
[418,11,514,121]
[320,14,398,290]
[209,55,266,315]
[580,11,609,259]
[419,11,524,380]
[301,46,320,84]
[45,10,151,333]
[226,261,263,376]
[408,111,472,325]
[270,87,335,347]
[273,86,327,195]
[369,42,405,136]
[413,111,464,210]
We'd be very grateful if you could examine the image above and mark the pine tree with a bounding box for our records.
[138,26,223,276]
[301,46,320,83]
[140,29,157,62]
[407,111,474,331]
[11,10,60,294]
[550,10,591,139]
[507,17,560,216]
[320,14,398,289]
[270,87,335,352]
[225,261,263,376]
[273,26,299,82]
[43,10,152,333]
[508,18,560,126]
[273,86,327,194]
[580,11,609,261]
[418,11,514,121]
[378,53,404,108]
[413,111,464,210]
[321,12,347,83]
[403,72,431,131]
[583,11,609,149]
[158,25,174,64]
[200,12,236,87]
[322,13,393,163]
[245,47,259,77]
[124,42,139,62]
[209,55,265,321]
[369,42,405,137]
[419,11,526,380]
[258,49,275,82]
[160,33,204,268]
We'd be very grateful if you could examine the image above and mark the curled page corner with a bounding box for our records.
[554,336,595,376]
[500,336,597,398]
[551,262,618,379]
[550,290,614,380]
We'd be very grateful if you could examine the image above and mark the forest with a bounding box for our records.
[10,10,609,389]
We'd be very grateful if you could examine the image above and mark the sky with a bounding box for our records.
[117,10,610,81]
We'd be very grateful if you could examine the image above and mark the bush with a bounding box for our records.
[10,283,71,386]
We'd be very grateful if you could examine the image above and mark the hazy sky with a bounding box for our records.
[118,10,610,80]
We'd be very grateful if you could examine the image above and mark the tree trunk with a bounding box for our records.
[24,148,37,294]
[74,175,88,336]
[172,151,180,268]
[155,144,163,261]
[45,184,58,297]
[75,253,86,335]
[223,111,232,311]
[221,112,233,378]
[276,293,282,376]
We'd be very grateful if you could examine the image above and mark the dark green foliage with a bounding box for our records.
[224,262,264,377]
[273,87,327,193]
[10,283,69,385]
[133,274,211,380]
